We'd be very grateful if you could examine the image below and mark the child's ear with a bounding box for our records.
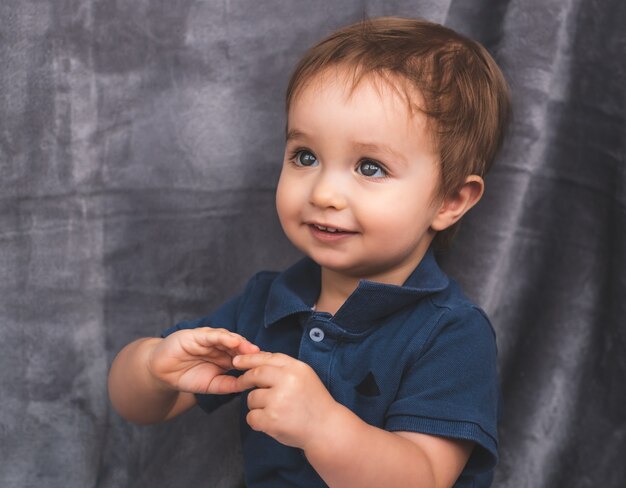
[430,175,485,232]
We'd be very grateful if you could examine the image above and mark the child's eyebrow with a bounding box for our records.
[287,129,405,162]
[286,129,307,142]
[351,141,407,164]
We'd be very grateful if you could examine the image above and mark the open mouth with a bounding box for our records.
[308,223,356,239]
[313,224,344,233]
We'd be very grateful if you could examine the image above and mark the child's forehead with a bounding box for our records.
[286,65,435,151]
[292,65,427,117]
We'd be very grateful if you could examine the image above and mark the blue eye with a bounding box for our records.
[357,160,386,178]
[294,150,318,167]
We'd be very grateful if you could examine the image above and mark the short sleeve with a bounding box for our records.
[160,293,243,338]
[385,306,500,476]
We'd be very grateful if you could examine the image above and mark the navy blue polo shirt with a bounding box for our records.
[162,250,500,487]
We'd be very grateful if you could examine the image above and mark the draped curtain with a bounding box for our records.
[1,1,624,487]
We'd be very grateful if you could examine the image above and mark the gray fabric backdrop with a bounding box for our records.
[1,1,624,487]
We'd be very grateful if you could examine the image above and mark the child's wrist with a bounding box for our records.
[141,338,178,393]
[302,401,359,461]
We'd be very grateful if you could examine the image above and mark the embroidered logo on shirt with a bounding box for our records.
[355,371,381,397]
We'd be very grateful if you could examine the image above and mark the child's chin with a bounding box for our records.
[310,257,370,277]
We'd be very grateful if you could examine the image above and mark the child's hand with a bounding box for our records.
[232,352,339,450]
[148,328,260,395]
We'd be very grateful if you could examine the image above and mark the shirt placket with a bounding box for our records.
[298,313,339,388]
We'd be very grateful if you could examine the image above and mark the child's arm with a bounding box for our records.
[233,352,472,488]
[108,328,259,425]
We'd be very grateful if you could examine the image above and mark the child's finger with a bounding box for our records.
[232,352,289,370]
[205,373,247,395]
[195,328,244,346]
[211,339,260,360]
[235,364,281,390]
[190,328,256,354]
[236,340,261,355]
[246,387,269,410]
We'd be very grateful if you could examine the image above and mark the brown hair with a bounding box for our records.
[286,17,511,248]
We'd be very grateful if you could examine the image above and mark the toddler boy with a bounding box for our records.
[109,17,510,488]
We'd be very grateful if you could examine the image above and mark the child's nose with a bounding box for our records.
[309,170,348,210]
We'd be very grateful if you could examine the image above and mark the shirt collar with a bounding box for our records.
[264,249,449,332]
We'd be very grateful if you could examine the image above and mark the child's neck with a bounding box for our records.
[316,266,413,316]
[315,252,431,315]
[315,268,359,316]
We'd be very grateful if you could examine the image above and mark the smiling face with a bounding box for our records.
[276,68,445,285]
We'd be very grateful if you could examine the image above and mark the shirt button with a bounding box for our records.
[309,327,325,342]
